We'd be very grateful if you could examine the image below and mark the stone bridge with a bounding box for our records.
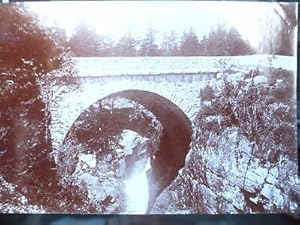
[50,72,216,153]
[49,58,217,212]
[50,55,294,150]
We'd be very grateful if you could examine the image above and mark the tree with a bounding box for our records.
[0,3,76,210]
[205,24,254,56]
[205,24,228,56]
[97,34,115,56]
[274,3,297,55]
[139,26,159,56]
[160,30,179,56]
[258,3,296,55]
[68,21,101,56]
[199,35,208,56]
[226,27,254,55]
[49,25,68,48]
[179,28,200,56]
[115,33,137,56]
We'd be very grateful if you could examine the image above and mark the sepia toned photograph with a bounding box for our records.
[0,1,298,214]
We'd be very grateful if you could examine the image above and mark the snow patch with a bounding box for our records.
[261,183,284,208]
[253,75,268,85]
[78,153,97,168]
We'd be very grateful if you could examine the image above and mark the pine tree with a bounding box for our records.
[205,24,254,56]
[179,28,200,56]
[97,35,115,56]
[160,30,179,56]
[139,26,159,56]
[68,21,101,56]
[206,24,228,56]
[199,35,208,56]
[226,27,254,55]
[115,33,137,56]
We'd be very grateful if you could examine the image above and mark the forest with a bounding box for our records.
[67,24,254,57]
[57,2,295,57]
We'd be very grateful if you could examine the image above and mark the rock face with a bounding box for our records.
[152,68,298,214]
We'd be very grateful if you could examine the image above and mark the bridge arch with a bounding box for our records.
[51,75,203,154]
[59,89,192,213]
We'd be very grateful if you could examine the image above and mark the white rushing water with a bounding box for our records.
[124,157,151,214]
